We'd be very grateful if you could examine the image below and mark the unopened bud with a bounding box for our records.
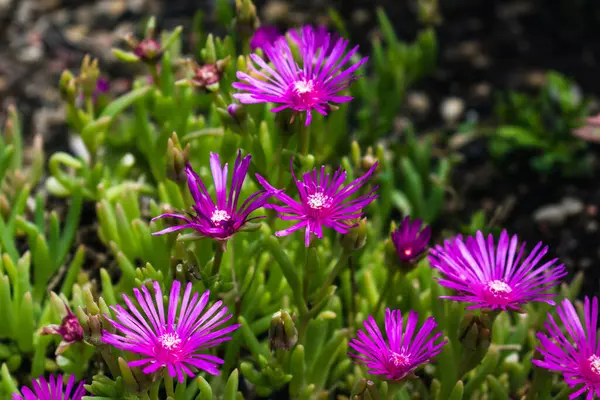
[79,55,100,98]
[221,103,249,135]
[191,57,229,90]
[340,218,368,252]
[361,147,379,173]
[133,38,163,64]
[59,70,77,103]
[82,314,103,346]
[227,103,247,125]
[234,0,260,38]
[269,310,298,350]
[78,287,114,347]
[351,378,379,400]
[457,311,498,376]
[166,133,190,183]
[0,195,9,220]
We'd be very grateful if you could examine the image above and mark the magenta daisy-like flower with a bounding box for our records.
[250,25,282,51]
[573,114,600,143]
[233,25,368,125]
[533,297,600,400]
[288,25,340,57]
[348,308,446,381]
[257,161,378,246]
[152,150,275,240]
[391,216,432,263]
[12,374,85,400]
[102,280,240,383]
[428,230,567,311]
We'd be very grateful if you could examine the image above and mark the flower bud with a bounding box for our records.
[79,55,100,98]
[40,297,84,355]
[0,195,9,220]
[361,147,380,173]
[389,216,431,271]
[133,38,163,64]
[228,103,247,125]
[78,287,115,347]
[457,311,497,376]
[190,57,229,90]
[81,313,104,346]
[351,378,379,400]
[59,70,77,103]
[234,0,260,38]
[340,218,368,252]
[166,133,190,183]
[269,310,298,350]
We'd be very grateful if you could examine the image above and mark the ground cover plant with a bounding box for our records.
[0,0,599,399]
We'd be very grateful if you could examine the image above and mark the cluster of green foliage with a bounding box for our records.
[490,71,592,175]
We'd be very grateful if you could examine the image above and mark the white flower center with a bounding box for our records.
[158,332,181,350]
[589,355,600,376]
[211,209,231,225]
[293,79,314,94]
[389,351,411,369]
[486,280,512,296]
[404,248,413,257]
[307,192,332,210]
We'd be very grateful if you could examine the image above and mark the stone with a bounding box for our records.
[263,0,289,22]
[440,97,465,124]
[533,204,566,225]
[407,91,430,116]
[560,197,584,216]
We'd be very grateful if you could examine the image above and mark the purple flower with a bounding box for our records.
[12,374,85,400]
[233,25,368,125]
[428,230,567,311]
[288,25,340,56]
[257,161,378,246]
[391,216,431,263]
[348,308,446,381]
[152,150,275,240]
[533,297,600,399]
[250,25,282,51]
[95,77,110,95]
[573,114,600,143]
[102,280,240,383]
[40,302,84,355]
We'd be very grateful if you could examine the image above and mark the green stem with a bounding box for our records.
[298,118,310,156]
[150,64,161,91]
[386,381,406,399]
[99,345,120,378]
[86,97,94,117]
[210,242,225,277]
[526,365,553,400]
[296,314,311,346]
[310,250,351,315]
[348,256,358,333]
[164,373,175,398]
[373,270,396,317]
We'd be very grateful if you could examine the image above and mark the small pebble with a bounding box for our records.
[533,204,567,225]
[440,97,465,125]
[406,91,430,116]
[560,197,584,216]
